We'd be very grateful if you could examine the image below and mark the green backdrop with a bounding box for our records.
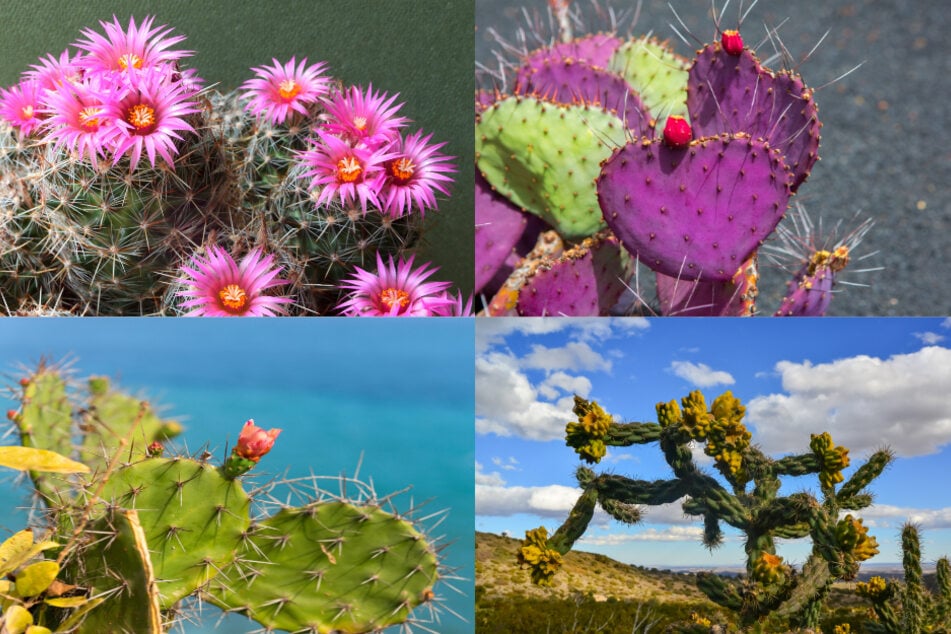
[1,0,473,299]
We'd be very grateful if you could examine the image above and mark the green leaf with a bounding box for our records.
[0,447,89,474]
[16,561,60,597]
[3,604,34,634]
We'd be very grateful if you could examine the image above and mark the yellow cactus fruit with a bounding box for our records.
[856,575,888,600]
[690,612,712,627]
[752,551,788,585]
[711,391,746,428]
[656,399,682,428]
[810,432,850,489]
[836,515,879,562]
[517,526,563,586]
[566,397,613,463]
[680,390,713,440]
[833,624,852,634]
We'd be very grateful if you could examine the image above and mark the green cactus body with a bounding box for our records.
[206,501,438,634]
[93,457,250,607]
[77,509,162,634]
[77,377,182,475]
[901,523,925,634]
[607,36,689,120]
[475,95,625,240]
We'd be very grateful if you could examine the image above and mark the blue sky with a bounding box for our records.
[476,317,951,569]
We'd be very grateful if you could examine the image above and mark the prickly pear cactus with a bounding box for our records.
[475,2,874,316]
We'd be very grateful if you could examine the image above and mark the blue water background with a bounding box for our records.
[0,318,474,633]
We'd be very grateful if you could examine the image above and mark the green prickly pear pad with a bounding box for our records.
[608,36,690,120]
[206,501,439,634]
[476,95,626,241]
[94,457,250,608]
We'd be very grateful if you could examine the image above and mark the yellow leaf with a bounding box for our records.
[43,597,88,608]
[26,627,52,634]
[0,447,89,474]
[15,561,60,597]
[0,531,34,577]
[3,604,34,634]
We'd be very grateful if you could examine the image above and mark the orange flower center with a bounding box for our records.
[336,156,363,183]
[117,53,144,70]
[219,284,249,313]
[127,103,156,131]
[379,287,409,311]
[21,105,34,120]
[278,78,301,101]
[353,115,368,131]
[389,157,415,184]
[78,106,102,130]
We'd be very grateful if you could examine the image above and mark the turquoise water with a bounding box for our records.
[0,319,474,633]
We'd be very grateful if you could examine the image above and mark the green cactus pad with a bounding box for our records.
[14,369,75,503]
[78,377,183,476]
[476,95,626,240]
[94,457,250,607]
[206,501,439,634]
[608,36,689,120]
[78,509,162,634]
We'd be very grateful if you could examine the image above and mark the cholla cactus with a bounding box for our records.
[856,524,951,634]
[1,360,457,633]
[0,14,463,315]
[475,2,874,316]
[519,389,892,629]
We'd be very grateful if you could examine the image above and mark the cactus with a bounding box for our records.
[519,389,892,629]
[856,524,951,634]
[2,361,457,633]
[475,2,874,316]
[0,15,462,316]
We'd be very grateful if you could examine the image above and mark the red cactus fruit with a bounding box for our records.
[663,115,692,149]
[721,30,744,56]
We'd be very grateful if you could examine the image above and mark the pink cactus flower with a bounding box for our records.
[177,245,293,316]
[322,83,407,148]
[74,15,191,75]
[26,50,86,93]
[100,68,200,170]
[380,129,456,218]
[235,419,281,462]
[299,129,393,213]
[240,56,331,125]
[336,253,454,317]
[41,76,113,168]
[0,80,44,135]
[429,291,474,316]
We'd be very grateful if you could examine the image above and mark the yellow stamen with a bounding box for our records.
[389,157,415,184]
[379,288,409,311]
[21,105,34,120]
[126,103,156,131]
[336,156,363,183]
[278,78,301,100]
[218,284,249,313]
[78,106,102,130]
[353,115,368,131]
[117,53,144,70]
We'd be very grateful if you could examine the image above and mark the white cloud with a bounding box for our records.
[475,319,573,353]
[475,462,506,487]
[475,351,577,440]
[476,483,583,517]
[523,341,612,372]
[914,332,945,345]
[670,361,735,387]
[747,346,951,457]
[538,371,593,400]
[941,318,951,329]
[850,504,951,530]
[491,456,520,471]
[580,526,706,544]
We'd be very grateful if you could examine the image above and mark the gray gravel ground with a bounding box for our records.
[476,0,950,315]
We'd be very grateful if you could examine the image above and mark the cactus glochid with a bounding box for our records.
[475,2,874,316]
[0,359,458,633]
[518,389,892,629]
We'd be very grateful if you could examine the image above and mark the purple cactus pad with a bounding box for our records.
[518,33,622,75]
[598,133,794,282]
[774,263,835,316]
[655,257,757,316]
[515,56,651,136]
[687,44,820,191]
[516,231,631,316]
[475,171,535,294]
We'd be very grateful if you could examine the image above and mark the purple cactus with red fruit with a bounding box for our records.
[475,2,873,316]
